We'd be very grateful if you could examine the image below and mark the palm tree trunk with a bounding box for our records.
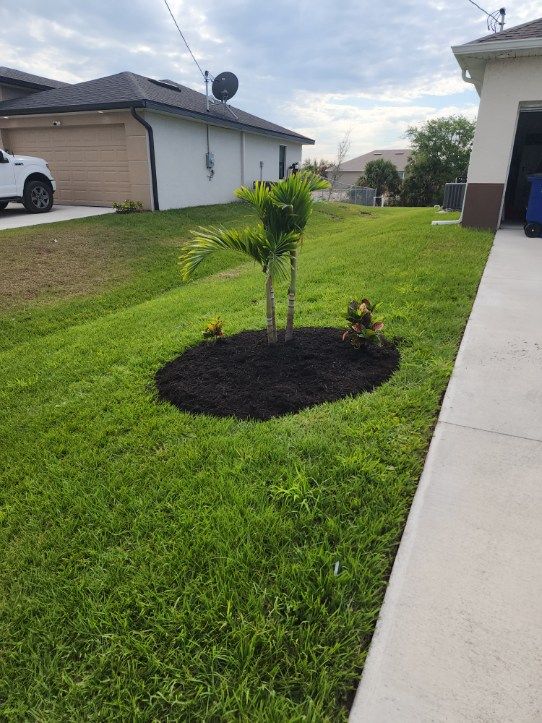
[284,249,297,341]
[265,273,277,344]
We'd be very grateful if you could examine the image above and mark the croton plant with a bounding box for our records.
[202,317,224,339]
[342,298,384,348]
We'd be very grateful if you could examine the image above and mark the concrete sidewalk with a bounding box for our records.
[351,228,542,722]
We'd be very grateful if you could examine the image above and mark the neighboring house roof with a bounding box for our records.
[0,66,69,90]
[338,149,411,174]
[0,71,314,144]
[469,17,542,44]
[452,17,542,95]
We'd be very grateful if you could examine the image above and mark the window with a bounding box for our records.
[279,145,286,179]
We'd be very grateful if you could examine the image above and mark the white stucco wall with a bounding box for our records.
[243,134,301,186]
[147,111,303,210]
[467,56,542,184]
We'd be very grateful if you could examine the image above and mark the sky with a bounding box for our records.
[0,0,540,160]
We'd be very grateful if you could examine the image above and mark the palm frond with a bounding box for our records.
[270,172,328,234]
[298,170,331,192]
[179,225,266,280]
[263,230,300,280]
[237,183,291,239]
[181,173,326,283]
[235,182,272,209]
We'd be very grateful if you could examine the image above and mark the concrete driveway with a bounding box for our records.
[351,227,542,722]
[0,203,114,230]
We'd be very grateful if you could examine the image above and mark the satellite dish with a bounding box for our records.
[212,72,239,102]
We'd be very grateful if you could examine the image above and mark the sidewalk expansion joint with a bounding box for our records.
[439,419,542,445]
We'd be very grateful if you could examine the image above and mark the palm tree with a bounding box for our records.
[179,172,329,345]
[179,223,297,344]
[268,172,329,340]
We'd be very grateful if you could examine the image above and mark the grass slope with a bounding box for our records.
[0,204,252,352]
[0,205,492,720]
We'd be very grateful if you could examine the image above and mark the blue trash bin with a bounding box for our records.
[525,174,542,237]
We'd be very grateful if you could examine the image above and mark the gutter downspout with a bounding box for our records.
[461,68,475,85]
[130,106,159,211]
[432,65,480,227]
[432,67,472,227]
[431,219,461,225]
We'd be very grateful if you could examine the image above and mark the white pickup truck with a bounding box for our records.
[0,149,56,213]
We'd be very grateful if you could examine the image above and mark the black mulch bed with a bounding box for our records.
[155,327,400,421]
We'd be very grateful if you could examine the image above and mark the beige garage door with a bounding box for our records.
[5,124,130,206]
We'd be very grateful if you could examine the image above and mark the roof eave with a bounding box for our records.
[142,100,314,144]
[452,36,542,57]
[452,37,542,97]
[0,100,145,117]
[0,98,314,145]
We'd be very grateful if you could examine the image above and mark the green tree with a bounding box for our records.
[401,115,475,206]
[358,159,402,196]
[302,158,331,177]
[179,172,329,344]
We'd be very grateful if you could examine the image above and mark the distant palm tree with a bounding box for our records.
[179,172,329,344]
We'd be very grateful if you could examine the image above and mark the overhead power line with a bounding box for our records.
[466,0,492,18]
[162,0,207,79]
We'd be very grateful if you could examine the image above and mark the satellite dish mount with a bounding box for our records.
[212,72,239,103]
[204,70,239,119]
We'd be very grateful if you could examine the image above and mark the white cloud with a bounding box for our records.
[0,0,536,159]
[283,92,479,158]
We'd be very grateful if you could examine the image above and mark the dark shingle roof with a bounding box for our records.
[470,17,542,44]
[0,66,69,90]
[0,71,313,144]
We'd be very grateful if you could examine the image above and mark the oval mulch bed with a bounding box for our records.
[155,327,399,421]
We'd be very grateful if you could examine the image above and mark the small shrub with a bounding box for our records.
[202,317,224,339]
[112,200,144,214]
[342,298,384,348]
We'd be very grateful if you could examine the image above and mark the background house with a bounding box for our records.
[329,149,411,187]
[453,17,542,229]
[0,67,313,210]
[0,67,69,102]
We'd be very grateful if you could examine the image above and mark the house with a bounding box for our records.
[453,17,542,229]
[0,67,69,100]
[329,149,411,187]
[0,66,314,210]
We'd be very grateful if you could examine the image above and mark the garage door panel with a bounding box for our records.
[99,150,119,163]
[5,124,130,206]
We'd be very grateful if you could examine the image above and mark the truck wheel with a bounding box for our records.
[23,179,53,213]
[0,201,8,211]
[524,222,542,238]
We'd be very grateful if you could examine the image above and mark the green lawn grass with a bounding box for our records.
[0,204,492,720]
[0,204,252,352]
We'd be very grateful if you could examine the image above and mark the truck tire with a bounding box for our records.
[23,179,53,213]
[0,201,8,211]
[524,222,542,238]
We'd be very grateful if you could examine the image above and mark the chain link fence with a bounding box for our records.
[313,181,376,206]
[348,186,376,205]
